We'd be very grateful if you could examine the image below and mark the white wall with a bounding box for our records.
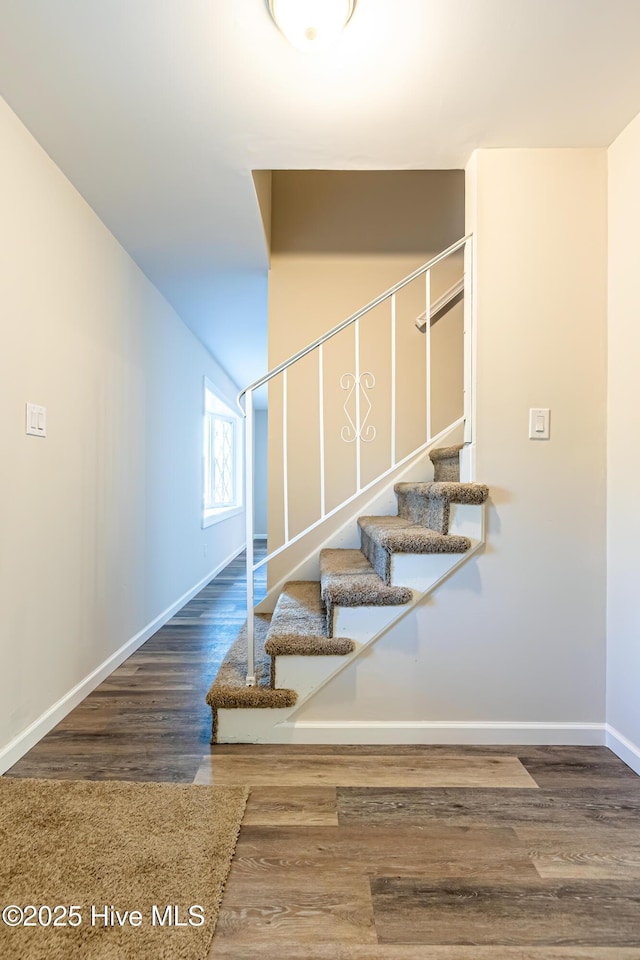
[607,110,640,772]
[295,149,608,737]
[0,96,245,771]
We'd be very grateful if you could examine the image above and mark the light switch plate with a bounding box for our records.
[529,407,550,440]
[26,402,47,438]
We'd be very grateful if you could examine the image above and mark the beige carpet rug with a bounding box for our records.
[0,777,247,960]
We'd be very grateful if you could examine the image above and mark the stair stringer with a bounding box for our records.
[256,420,466,615]
[216,501,486,743]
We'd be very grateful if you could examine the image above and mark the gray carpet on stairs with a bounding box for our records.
[429,443,463,481]
[320,548,412,635]
[205,614,298,743]
[265,581,355,656]
[395,481,489,533]
[358,515,471,583]
[205,444,487,738]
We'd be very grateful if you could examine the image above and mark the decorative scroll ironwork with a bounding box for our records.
[340,372,377,443]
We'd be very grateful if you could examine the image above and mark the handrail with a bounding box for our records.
[237,234,471,414]
[415,277,464,331]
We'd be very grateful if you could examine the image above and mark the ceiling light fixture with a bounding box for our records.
[267,0,357,52]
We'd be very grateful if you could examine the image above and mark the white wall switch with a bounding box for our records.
[529,407,550,440]
[26,403,47,438]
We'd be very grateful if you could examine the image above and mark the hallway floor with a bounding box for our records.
[6,549,640,958]
[204,742,640,958]
[7,546,267,784]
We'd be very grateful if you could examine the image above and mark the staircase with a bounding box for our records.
[206,234,484,743]
[206,443,488,743]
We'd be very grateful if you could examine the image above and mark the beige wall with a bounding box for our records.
[0,96,245,769]
[267,171,465,584]
[607,110,640,765]
[295,149,608,728]
[253,409,269,537]
[252,169,272,262]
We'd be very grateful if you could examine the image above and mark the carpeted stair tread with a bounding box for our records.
[358,515,472,553]
[429,444,463,462]
[394,481,489,503]
[205,614,297,742]
[394,481,489,532]
[320,548,412,634]
[265,581,355,656]
[358,515,471,583]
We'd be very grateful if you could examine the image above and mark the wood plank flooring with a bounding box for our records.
[5,544,640,957]
[371,877,640,947]
[195,752,538,788]
[336,785,640,828]
[207,747,640,957]
[5,545,266,784]
[243,786,339,826]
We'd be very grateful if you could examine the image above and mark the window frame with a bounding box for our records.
[202,377,244,528]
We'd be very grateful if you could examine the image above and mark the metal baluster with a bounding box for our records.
[463,237,473,445]
[355,318,361,491]
[319,345,326,517]
[282,368,289,544]
[425,269,432,442]
[244,388,256,686]
[391,293,396,467]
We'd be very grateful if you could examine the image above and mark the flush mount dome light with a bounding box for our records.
[267,0,357,52]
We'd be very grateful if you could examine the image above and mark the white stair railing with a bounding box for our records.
[237,234,474,686]
[415,277,465,331]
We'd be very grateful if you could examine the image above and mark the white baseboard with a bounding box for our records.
[0,543,245,774]
[271,720,606,746]
[605,723,640,775]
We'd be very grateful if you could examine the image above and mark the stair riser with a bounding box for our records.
[333,602,411,645]
[360,528,473,586]
[396,492,449,532]
[217,707,294,743]
[390,549,470,592]
[448,502,484,540]
[273,654,352,698]
[390,503,484,590]
[432,456,460,482]
[359,527,389,582]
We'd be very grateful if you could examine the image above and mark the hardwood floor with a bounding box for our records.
[194,752,539,788]
[370,877,640,947]
[207,746,640,958]
[5,545,640,957]
[5,544,266,783]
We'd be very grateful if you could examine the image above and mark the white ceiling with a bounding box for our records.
[1,0,640,389]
